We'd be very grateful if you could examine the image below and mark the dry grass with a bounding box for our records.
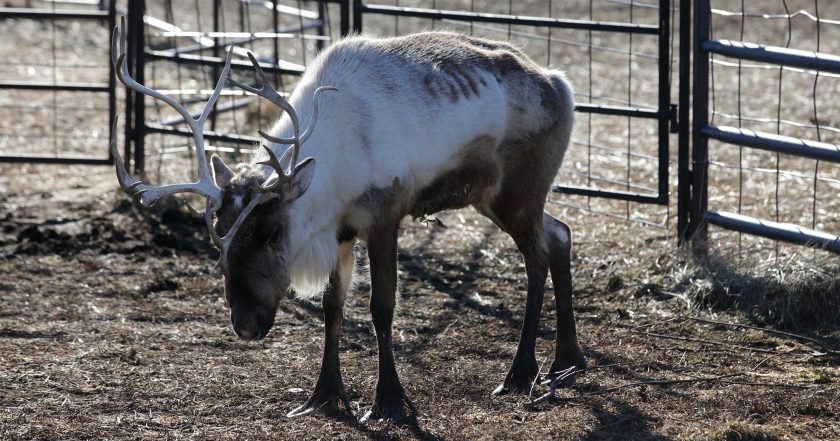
[2,0,840,439]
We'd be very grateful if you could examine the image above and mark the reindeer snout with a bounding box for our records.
[231,304,275,341]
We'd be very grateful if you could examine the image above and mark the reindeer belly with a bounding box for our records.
[409,135,501,218]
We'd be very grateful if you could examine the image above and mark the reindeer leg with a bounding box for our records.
[361,221,416,424]
[288,240,355,417]
[543,212,586,383]
[493,226,549,395]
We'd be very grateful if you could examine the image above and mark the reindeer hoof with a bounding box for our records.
[547,345,587,386]
[493,355,538,396]
[360,404,413,425]
[287,382,352,418]
[360,387,417,424]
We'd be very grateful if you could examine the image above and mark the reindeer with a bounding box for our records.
[110,19,586,422]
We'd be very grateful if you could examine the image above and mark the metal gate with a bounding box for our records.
[688,0,840,253]
[0,1,116,164]
[121,0,349,175]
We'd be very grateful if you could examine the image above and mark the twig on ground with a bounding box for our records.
[528,356,549,401]
[686,316,839,356]
[721,379,811,389]
[528,372,745,407]
[529,366,577,406]
[626,328,812,356]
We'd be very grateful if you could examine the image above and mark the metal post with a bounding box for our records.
[677,0,691,243]
[210,0,221,131]
[339,0,350,36]
[106,0,116,163]
[656,0,670,206]
[689,0,710,251]
[316,0,327,51]
[352,0,362,33]
[127,0,145,175]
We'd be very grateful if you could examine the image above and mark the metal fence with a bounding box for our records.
[0,0,116,164]
[3,0,838,256]
[121,0,348,181]
[689,0,840,254]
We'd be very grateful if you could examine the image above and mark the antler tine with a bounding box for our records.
[113,17,198,136]
[298,86,338,145]
[251,86,338,179]
[207,193,273,272]
[231,52,301,139]
[255,86,338,147]
[110,16,225,210]
[257,144,285,180]
[228,51,307,174]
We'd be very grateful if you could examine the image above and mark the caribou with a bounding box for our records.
[110,18,586,422]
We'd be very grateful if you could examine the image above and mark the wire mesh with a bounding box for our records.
[0,0,113,159]
[704,0,840,256]
[136,0,342,185]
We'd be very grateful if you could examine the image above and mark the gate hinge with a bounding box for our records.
[668,104,679,133]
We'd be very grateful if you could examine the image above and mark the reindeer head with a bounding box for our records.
[110,18,335,340]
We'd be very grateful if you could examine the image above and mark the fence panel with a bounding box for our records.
[120,0,346,185]
[0,0,116,164]
[689,0,840,254]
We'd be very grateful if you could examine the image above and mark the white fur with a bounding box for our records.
[253,33,573,299]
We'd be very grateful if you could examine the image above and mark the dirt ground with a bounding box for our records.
[2,0,840,439]
[1,162,838,440]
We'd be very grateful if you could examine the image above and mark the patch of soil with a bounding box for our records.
[1,164,838,440]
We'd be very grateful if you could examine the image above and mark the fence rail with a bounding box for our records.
[688,0,840,254]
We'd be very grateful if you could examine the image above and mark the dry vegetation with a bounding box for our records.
[1,0,839,439]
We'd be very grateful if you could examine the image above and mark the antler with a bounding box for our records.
[227,52,337,182]
[110,16,230,215]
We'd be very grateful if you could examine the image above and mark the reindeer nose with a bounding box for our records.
[231,307,273,341]
[234,325,258,341]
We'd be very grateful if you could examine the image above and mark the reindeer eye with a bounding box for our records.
[267,227,282,244]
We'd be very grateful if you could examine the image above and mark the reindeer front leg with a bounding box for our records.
[288,240,355,417]
[362,221,416,423]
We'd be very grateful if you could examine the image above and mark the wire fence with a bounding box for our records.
[0,0,115,162]
[695,0,840,257]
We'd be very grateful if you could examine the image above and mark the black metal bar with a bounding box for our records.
[128,0,145,174]
[677,0,691,244]
[339,0,350,36]
[706,211,840,254]
[656,0,670,206]
[352,0,362,33]
[145,123,260,145]
[210,0,221,132]
[552,185,663,205]
[146,50,305,76]
[574,103,660,119]
[107,0,117,163]
[0,81,109,92]
[688,0,710,248]
[702,125,840,164]
[703,39,840,76]
[0,155,112,165]
[0,7,109,19]
[357,3,660,34]
[316,0,327,52]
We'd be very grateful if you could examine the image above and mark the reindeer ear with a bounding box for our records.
[284,157,316,202]
[211,154,234,187]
